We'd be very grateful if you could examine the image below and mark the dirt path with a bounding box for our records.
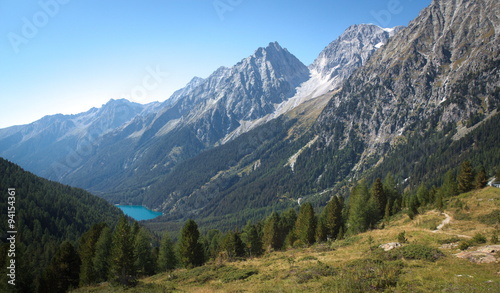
[431,212,472,238]
[433,212,451,232]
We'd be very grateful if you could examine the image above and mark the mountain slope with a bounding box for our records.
[315,0,499,178]
[137,0,499,233]
[0,158,123,292]
[0,99,154,180]
[57,42,310,196]
[223,24,403,142]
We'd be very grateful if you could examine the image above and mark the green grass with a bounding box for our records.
[75,188,500,292]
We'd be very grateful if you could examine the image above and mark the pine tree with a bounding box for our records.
[221,231,245,259]
[475,166,487,189]
[383,173,399,201]
[178,219,205,268]
[315,216,327,243]
[133,228,154,277]
[279,208,297,248]
[78,223,107,286]
[371,178,387,218]
[41,241,81,293]
[323,196,343,240]
[384,200,392,220]
[294,202,317,246]
[262,212,281,252]
[157,232,177,272]
[442,170,459,197]
[92,226,112,283]
[109,216,136,286]
[416,184,429,206]
[458,161,474,193]
[347,183,371,235]
[241,222,263,257]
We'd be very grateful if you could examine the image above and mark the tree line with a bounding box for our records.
[40,160,496,291]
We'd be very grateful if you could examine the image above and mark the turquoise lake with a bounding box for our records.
[116,205,162,221]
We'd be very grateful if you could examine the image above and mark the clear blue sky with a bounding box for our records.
[0,0,431,128]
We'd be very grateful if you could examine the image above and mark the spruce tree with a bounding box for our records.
[475,166,487,189]
[41,241,81,293]
[279,208,297,248]
[178,219,205,268]
[371,178,387,218]
[347,183,371,235]
[416,184,429,206]
[157,232,177,272]
[458,161,474,193]
[109,216,136,286]
[241,222,263,257]
[323,196,343,240]
[221,231,245,259]
[315,216,327,243]
[133,228,154,277]
[92,226,112,283]
[294,202,316,246]
[442,170,459,197]
[78,223,106,286]
[262,212,281,252]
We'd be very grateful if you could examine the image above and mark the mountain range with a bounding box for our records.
[1,0,498,232]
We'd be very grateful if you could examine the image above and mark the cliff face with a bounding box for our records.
[316,0,499,172]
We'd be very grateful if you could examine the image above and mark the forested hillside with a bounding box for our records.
[0,158,123,292]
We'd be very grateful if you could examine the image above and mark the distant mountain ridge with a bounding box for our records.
[0,26,397,196]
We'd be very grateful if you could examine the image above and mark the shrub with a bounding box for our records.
[383,244,444,262]
[397,231,408,243]
[400,244,444,261]
[329,259,404,291]
[472,233,487,244]
[220,269,258,283]
[458,241,471,251]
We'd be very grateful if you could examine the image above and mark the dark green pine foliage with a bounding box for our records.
[241,222,263,257]
[92,226,113,283]
[323,195,343,240]
[40,241,81,293]
[133,227,155,277]
[205,229,223,261]
[416,184,430,206]
[475,166,487,189]
[0,158,122,291]
[109,216,136,286]
[347,183,372,235]
[442,170,459,197]
[262,212,282,252]
[78,223,107,286]
[294,202,317,246]
[371,178,386,219]
[458,161,474,193]
[221,231,246,259]
[316,216,327,243]
[157,232,177,272]
[178,219,205,268]
[280,208,298,249]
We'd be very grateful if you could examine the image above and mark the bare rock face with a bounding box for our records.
[455,245,500,264]
[379,242,402,251]
[316,0,499,176]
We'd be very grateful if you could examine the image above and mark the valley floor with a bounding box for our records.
[74,187,500,292]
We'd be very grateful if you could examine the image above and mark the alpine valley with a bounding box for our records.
[1,0,499,235]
